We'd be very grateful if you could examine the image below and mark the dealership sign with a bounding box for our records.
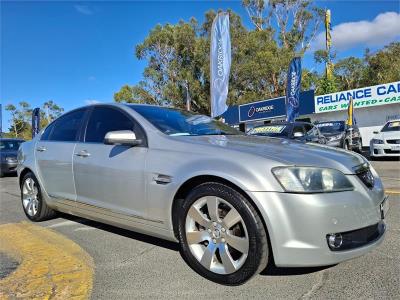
[315,81,400,113]
[239,97,286,122]
[237,90,315,123]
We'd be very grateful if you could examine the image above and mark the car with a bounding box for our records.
[370,120,400,158]
[247,121,327,144]
[315,121,362,152]
[17,103,388,285]
[0,138,24,177]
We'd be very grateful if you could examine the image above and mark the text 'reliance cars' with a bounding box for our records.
[247,122,327,145]
[370,120,400,158]
[315,121,363,152]
[17,104,388,285]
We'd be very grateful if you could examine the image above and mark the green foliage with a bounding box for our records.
[4,101,64,140]
[316,76,338,95]
[115,3,323,113]
[115,2,399,110]
[364,42,400,85]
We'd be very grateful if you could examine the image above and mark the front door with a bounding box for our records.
[73,106,148,219]
[36,108,87,201]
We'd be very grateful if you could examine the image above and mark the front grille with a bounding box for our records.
[327,222,385,251]
[355,165,374,189]
[386,139,400,144]
[384,149,400,154]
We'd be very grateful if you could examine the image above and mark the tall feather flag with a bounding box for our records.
[346,96,354,127]
[285,57,302,122]
[32,107,41,138]
[210,12,231,118]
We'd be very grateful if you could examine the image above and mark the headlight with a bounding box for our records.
[272,167,354,193]
[5,156,17,163]
[371,139,384,144]
[331,134,343,140]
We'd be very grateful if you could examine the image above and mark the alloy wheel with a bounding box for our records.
[22,178,39,217]
[185,196,249,275]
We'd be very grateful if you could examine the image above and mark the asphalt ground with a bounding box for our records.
[0,159,399,299]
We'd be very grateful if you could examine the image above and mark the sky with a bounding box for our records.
[1,0,400,131]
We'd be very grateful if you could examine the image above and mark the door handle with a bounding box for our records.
[36,146,47,152]
[75,150,91,157]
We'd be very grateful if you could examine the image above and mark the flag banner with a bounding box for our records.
[346,96,354,127]
[285,57,302,122]
[210,12,231,118]
[325,9,332,50]
[32,107,41,138]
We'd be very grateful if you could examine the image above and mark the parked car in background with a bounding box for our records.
[370,120,400,158]
[17,104,387,285]
[315,121,362,152]
[247,121,326,144]
[0,138,24,177]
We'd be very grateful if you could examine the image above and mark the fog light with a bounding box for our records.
[327,233,343,249]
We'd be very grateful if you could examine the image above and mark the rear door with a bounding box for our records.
[35,108,87,201]
[73,106,148,219]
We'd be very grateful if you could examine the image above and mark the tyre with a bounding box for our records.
[343,140,349,150]
[20,172,57,221]
[177,182,269,285]
[357,140,363,153]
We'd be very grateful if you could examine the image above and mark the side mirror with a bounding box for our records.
[373,131,379,134]
[104,130,142,146]
[293,131,304,138]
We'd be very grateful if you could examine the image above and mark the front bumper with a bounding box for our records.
[370,143,400,157]
[248,175,387,267]
[325,139,342,147]
[0,161,18,174]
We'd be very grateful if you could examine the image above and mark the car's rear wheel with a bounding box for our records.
[21,172,56,221]
[177,182,269,285]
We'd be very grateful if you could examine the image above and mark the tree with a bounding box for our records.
[4,101,64,139]
[334,57,366,90]
[115,3,323,112]
[42,100,64,126]
[242,0,324,53]
[5,102,31,139]
[363,42,400,85]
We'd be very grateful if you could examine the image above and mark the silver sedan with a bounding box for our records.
[17,103,388,285]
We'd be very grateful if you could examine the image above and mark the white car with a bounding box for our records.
[370,120,400,158]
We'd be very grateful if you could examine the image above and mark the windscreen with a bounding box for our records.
[381,121,400,132]
[247,125,289,137]
[0,140,23,151]
[315,121,345,134]
[129,105,242,136]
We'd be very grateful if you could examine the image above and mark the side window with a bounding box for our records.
[85,107,142,143]
[49,109,86,142]
[40,122,55,141]
[304,124,314,136]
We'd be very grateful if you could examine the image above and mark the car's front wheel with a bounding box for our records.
[177,182,269,285]
[21,172,57,221]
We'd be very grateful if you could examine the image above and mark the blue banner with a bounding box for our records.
[237,90,314,123]
[32,107,40,138]
[210,12,231,118]
[285,57,302,122]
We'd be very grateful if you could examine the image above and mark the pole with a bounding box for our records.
[185,80,191,111]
